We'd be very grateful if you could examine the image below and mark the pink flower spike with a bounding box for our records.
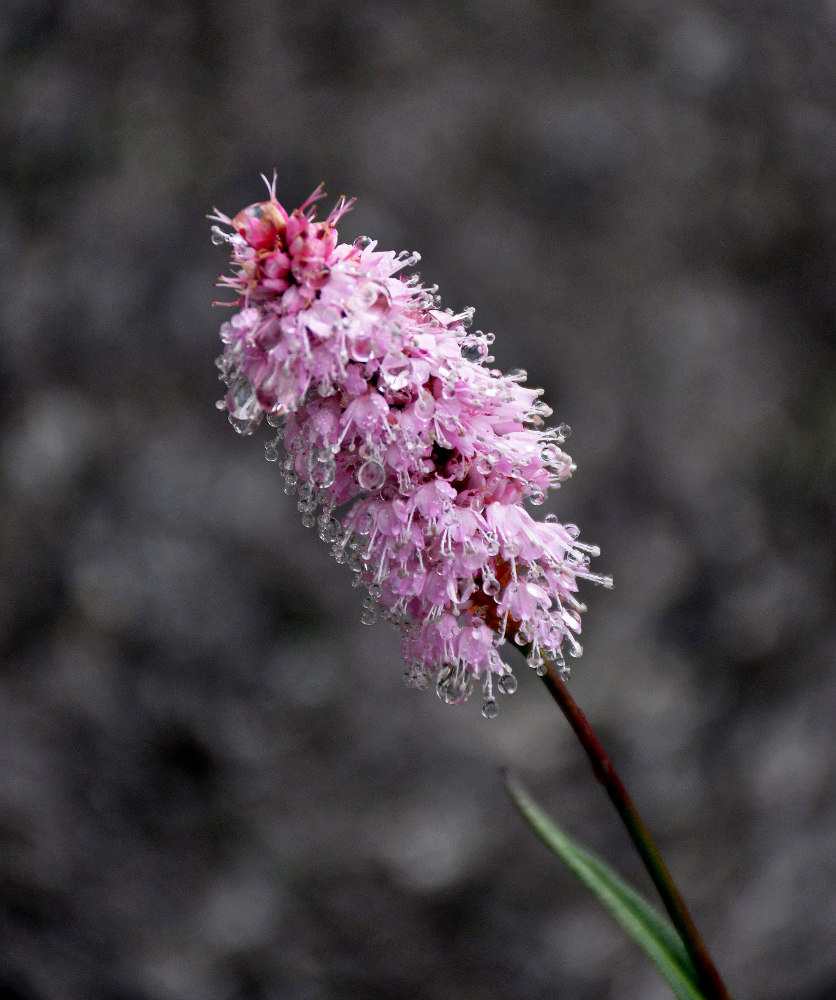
[211,180,610,715]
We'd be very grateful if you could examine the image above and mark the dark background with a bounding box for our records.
[1,2,834,998]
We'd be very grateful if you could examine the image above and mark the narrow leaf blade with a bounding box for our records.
[504,771,706,1000]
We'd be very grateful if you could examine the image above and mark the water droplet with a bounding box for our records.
[530,490,545,506]
[301,512,316,528]
[357,459,386,491]
[228,414,260,435]
[482,575,501,597]
[317,518,340,543]
[558,664,571,681]
[368,583,382,599]
[498,673,518,695]
[354,513,374,536]
[481,697,499,720]
[310,459,336,488]
[436,666,473,705]
[413,391,435,420]
[403,666,430,690]
[265,441,280,462]
[348,284,380,313]
[556,423,571,443]
[515,623,533,645]
[210,225,228,245]
[535,662,548,677]
[544,513,558,524]
[527,652,544,671]
[228,377,262,425]
[381,351,412,391]
[360,608,377,626]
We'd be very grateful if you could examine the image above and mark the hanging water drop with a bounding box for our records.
[527,652,544,672]
[310,456,336,489]
[318,518,342,544]
[436,666,473,705]
[498,673,518,696]
[515,623,533,645]
[228,414,260,435]
[481,697,499,720]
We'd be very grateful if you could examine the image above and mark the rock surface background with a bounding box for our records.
[0,2,834,998]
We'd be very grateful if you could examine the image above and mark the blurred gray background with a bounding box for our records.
[1,1,834,998]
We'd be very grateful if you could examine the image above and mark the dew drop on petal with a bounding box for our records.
[357,459,386,491]
[310,457,336,488]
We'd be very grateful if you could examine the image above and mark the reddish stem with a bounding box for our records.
[539,656,732,1000]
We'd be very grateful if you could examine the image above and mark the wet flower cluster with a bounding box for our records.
[211,176,610,716]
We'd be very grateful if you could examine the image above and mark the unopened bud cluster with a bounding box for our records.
[210,176,610,716]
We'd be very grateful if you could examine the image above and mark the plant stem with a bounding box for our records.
[539,656,732,1000]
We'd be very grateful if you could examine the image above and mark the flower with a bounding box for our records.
[210,175,611,716]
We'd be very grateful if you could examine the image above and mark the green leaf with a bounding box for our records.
[503,770,706,1000]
